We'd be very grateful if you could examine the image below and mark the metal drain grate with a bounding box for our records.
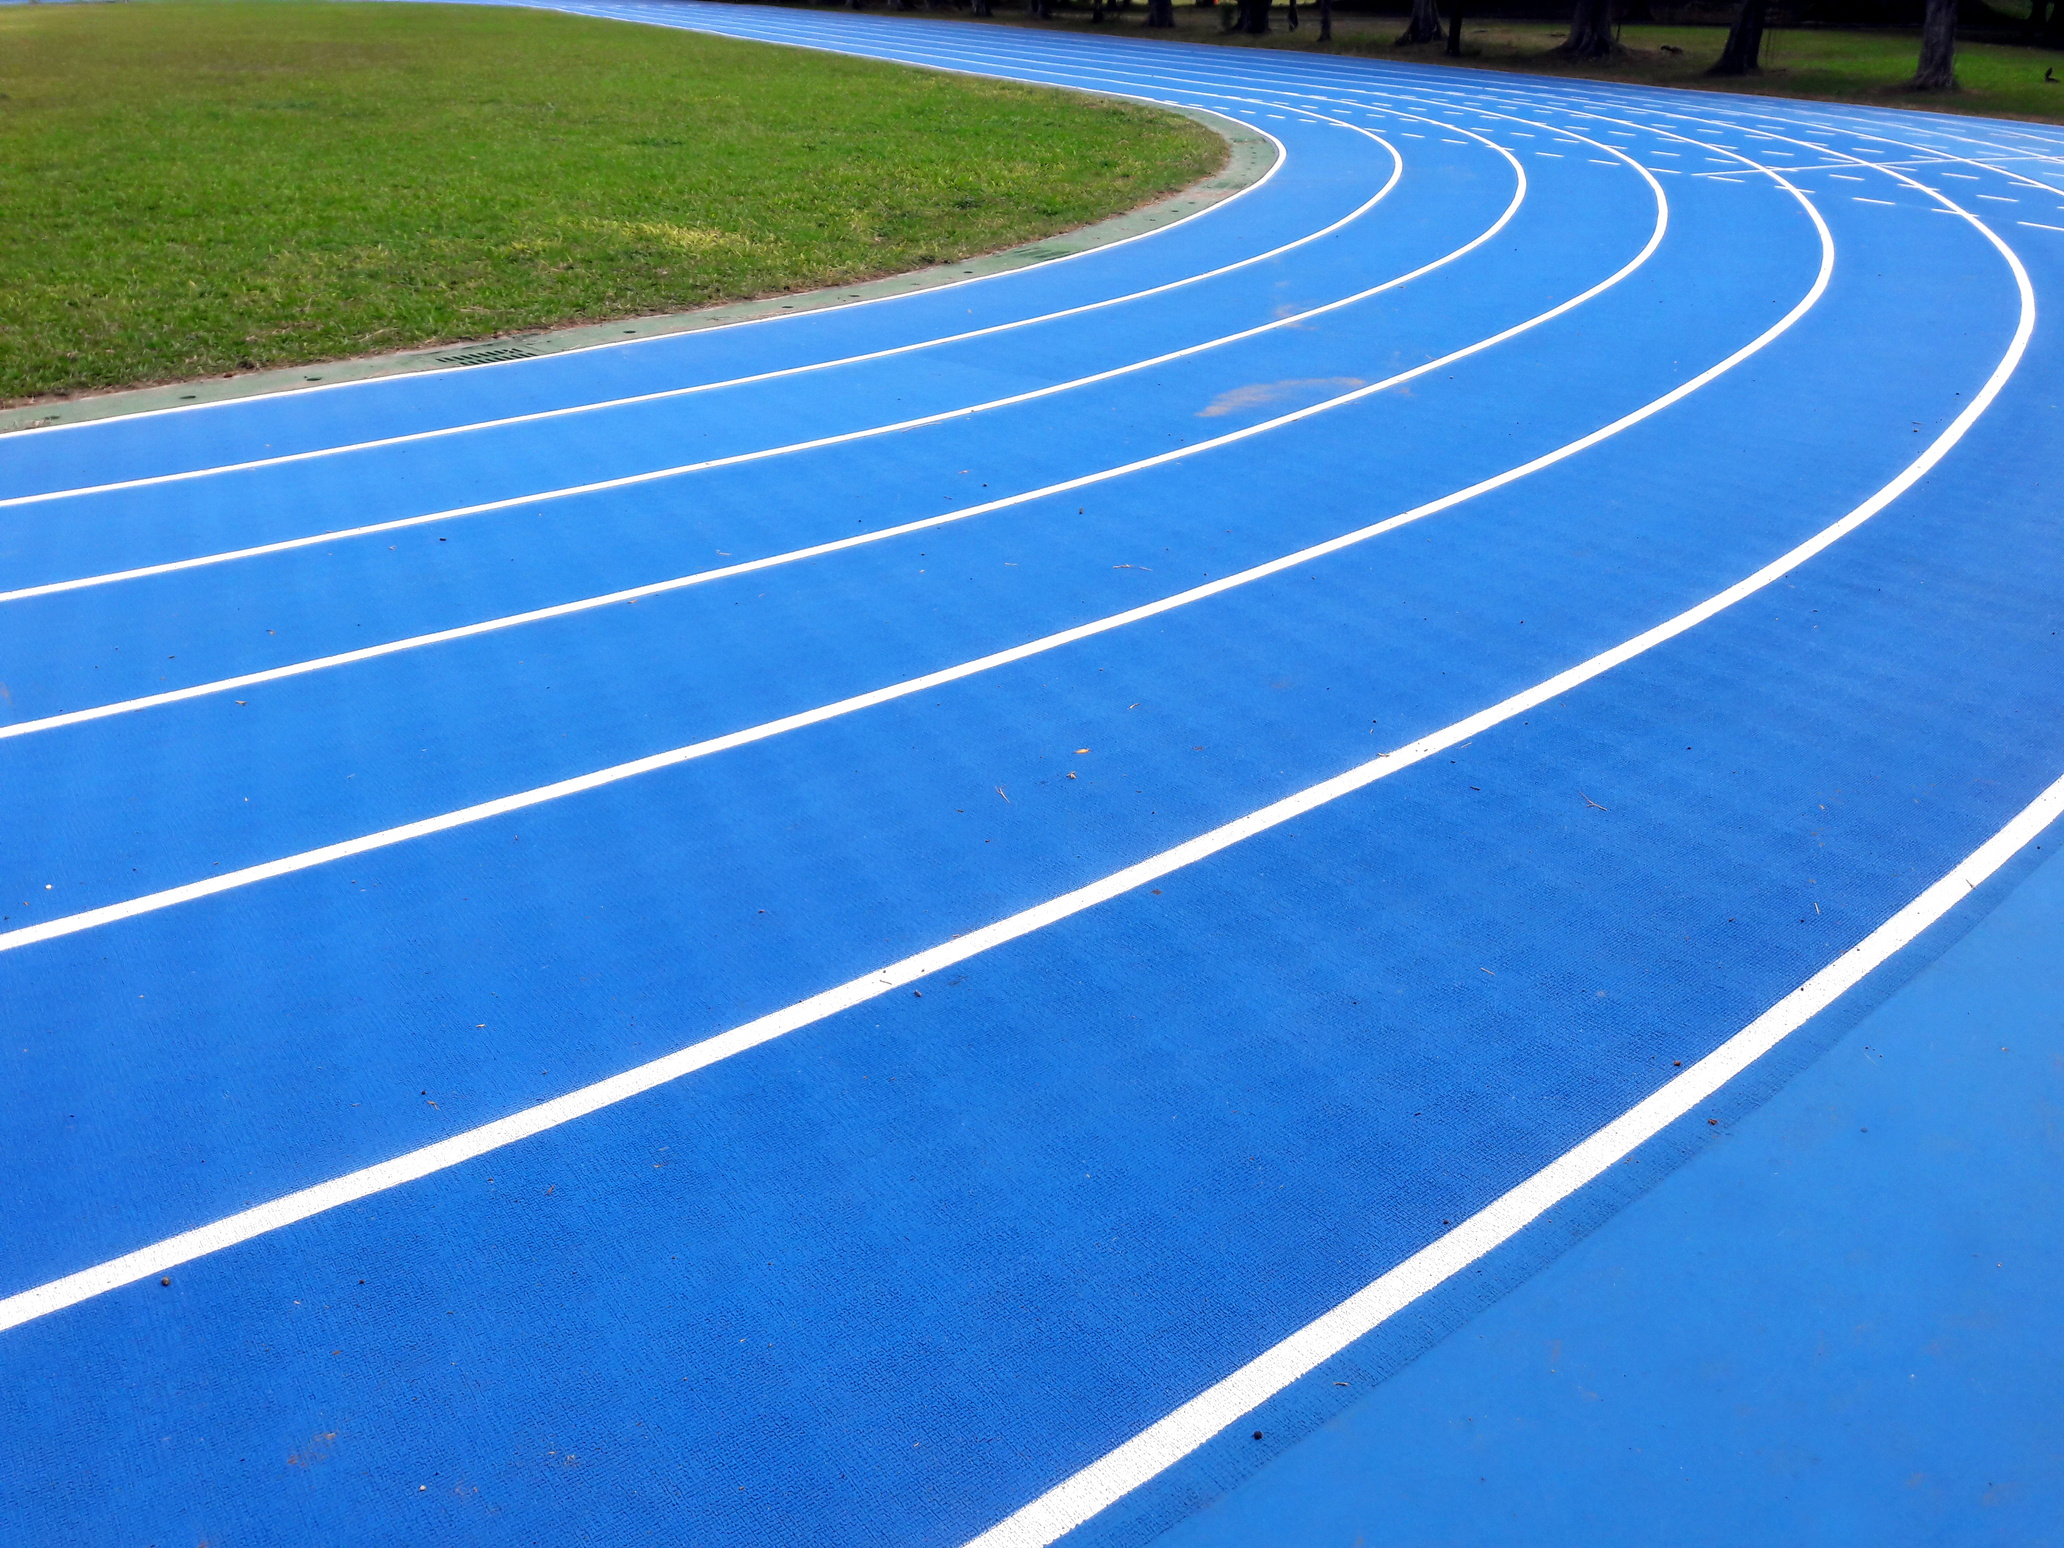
[431,345,539,366]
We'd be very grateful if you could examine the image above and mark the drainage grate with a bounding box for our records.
[431,345,539,367]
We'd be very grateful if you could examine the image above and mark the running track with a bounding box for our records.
[4,6,2062,1543]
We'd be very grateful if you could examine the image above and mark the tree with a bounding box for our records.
[1146,0,1176,26]
[1912,0,1957,90]
[1397,0,1445,44]
[1317,0,1333,42]
[1708,0,1766,75]
[1561,0,1616,58]
[1446,0,1463,54]
[2024,0,2048,38]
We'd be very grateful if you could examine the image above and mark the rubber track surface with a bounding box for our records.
[2,7,2060,1545]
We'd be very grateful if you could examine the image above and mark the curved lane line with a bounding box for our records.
[1,127,1679,744]
[0,154,2014,1337]
[0,39,1322,474]
[0,109,1507,602]
[0,98,1593,610]
[949,114,2043,1548]
[4,11,1586,500]
[964,774,2064,1548]
[0,114,1306,502]
[2,119,1833,751]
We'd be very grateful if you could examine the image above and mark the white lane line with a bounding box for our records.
[1852,197,1896,206]
[0,43,1830,726]
[0,175,2014,1334]
[8,221,1709,945]
[0,26,1331,474]
[2022,221,2064,233]
[3,95,1644,612]
[0,111,1524,606]
[953,87,2038,1548]
[0,147,1822,749]
[0,44,1837,727]
[0,145,1668,740]
[3,26,1441,501]
[0,113,1319,505]
[961,768,2064,1548]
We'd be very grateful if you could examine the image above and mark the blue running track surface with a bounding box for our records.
[3,6,2061,1544]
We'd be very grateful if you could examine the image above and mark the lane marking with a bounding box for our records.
[6,98,1841,750]
[6,139,1745,743]
[0,58,1306,477]
[0,114,1327,507]
[41,0,1585,495]
[0,168,2015,1330]
[0,145,1672,750]
[2,91,1676,616]
[0,112,1528,604]
[0,149,1810,747]
[961,763,2064,1548]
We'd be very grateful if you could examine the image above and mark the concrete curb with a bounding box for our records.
[0,104,1273,436]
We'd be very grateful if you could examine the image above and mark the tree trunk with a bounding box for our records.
[1397,0,1444,43]
[1561,0,1616,58]
[1147,0,1175,22]
[971,0,992,14]
[1446,0,1462,53]
[1091,0,1105,20]
[1912,0,1958,90]
[2024,0,2047,37]
[1242,0,1272,33]
[1708,0,1766,75]
[1318,0,1332,41]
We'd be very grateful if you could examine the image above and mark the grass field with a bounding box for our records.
[0,1,1223,405]
[808,2,2064,125]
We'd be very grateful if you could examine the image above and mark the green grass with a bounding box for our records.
[814,3,2064,124]
[0,1,1223,404]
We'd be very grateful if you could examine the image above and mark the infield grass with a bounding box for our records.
[0,0,1223,404]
